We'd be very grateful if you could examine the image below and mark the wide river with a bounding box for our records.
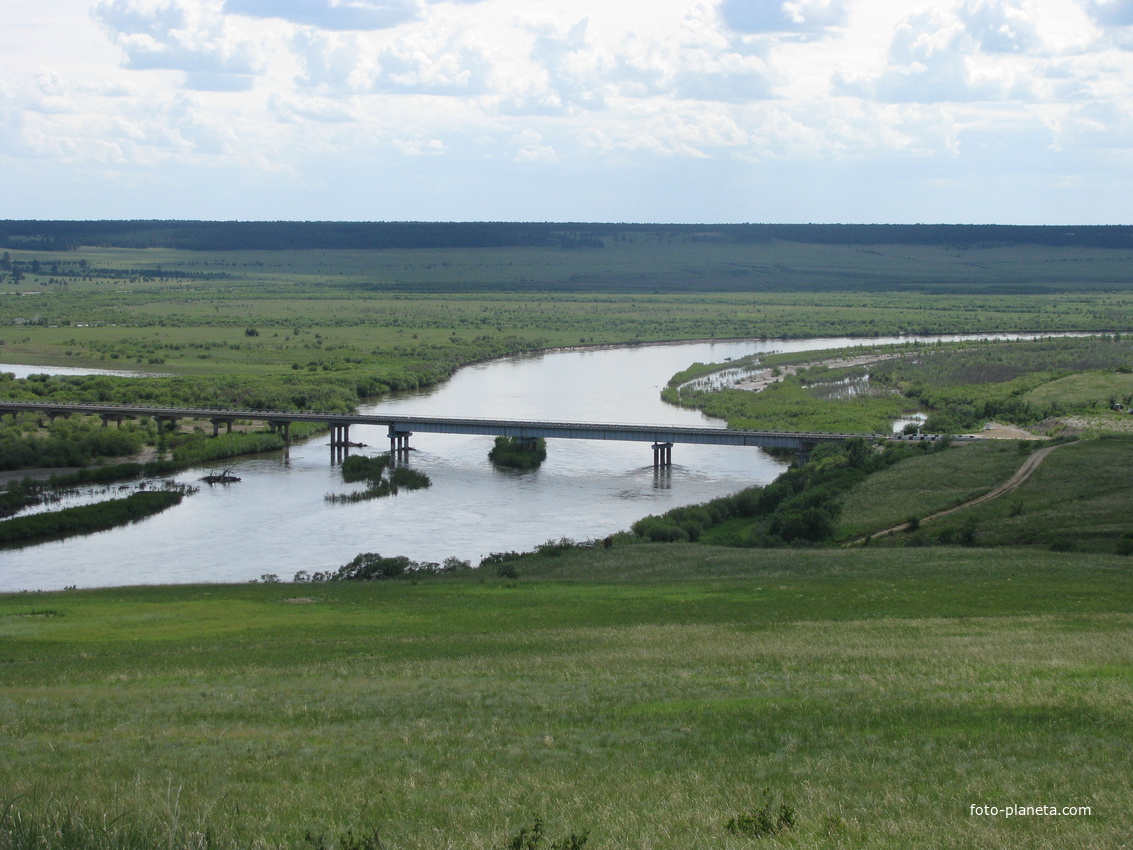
[0,334,1024,591]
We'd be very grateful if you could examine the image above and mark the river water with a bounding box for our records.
[0,334,1043,591]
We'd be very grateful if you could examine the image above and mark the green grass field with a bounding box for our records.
[1023,372,1133,408]
[905,438,1133,551]
[836,441,1033,539]
[4,243,1133,382]
[1,547,1130,849]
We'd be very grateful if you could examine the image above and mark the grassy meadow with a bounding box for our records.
[3,242,1133,383]
[836,441,1037,540]
[862,437,1133,552]
[1,546,1130,849]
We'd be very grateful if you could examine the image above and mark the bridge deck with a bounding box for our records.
[0,400,877,448]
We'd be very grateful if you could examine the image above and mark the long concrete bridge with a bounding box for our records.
[0,400,883,466]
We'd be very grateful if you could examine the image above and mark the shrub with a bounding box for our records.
[489,436,548,470]
[501,817,589,850]
[1118,533,1133,556]
[725,798,797,839]
[340,453,390,482]
[334,553,415,580]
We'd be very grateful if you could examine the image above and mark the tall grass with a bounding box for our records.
[0,489,186,547]
[1,546,1129,848]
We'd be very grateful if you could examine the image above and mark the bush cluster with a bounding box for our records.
[0,414,145,470]
[489,436,548,469]
[325,456,431,503]
[633,439,924,547]
[293,553,473,583]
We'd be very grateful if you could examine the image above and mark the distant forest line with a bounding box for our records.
[3,220,1133,252]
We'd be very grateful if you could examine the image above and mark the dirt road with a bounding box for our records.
[851,441,1068,544]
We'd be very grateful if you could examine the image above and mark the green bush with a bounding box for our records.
[0,489,186,547]
[489,436,547,469]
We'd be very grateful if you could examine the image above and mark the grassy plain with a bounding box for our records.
[3,243,1133,382]
[1,547,1130,849]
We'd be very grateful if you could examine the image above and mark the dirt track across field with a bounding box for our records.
[849,441,1070,545]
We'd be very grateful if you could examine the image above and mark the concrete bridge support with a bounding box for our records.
[269,420,292,445]
[101,414,124,429]
[796,440,817,466]
[389,428,412,463]
[210,417,235,437]
[652,441,673,469]
[153,416,179,433]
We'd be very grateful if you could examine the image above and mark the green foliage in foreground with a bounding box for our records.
[0,489,185,547]
[0,547,1129,848]
[489,436,548,470]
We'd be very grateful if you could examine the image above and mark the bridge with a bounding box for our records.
[0,400,882,466]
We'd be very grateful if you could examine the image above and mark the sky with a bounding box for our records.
[2,0,1133,224]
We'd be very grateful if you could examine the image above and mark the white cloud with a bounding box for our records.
[291,28,370,92]
[371,27,492,93]
[92,0,266,87]
[959,0,1041,52]
[513,128,558,162]
[499,17,607,115]
[2,0,1133,222]
[834,5,1054,103]
[393,136,445,154]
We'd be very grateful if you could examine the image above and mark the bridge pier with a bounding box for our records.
[652,441,673,469]
[389,428,412,463]
[211,417,234,437]
[329,423,351,462]
[101,414,123,429]
[796,440,817,466]
[153,416,179,433]
[269,420,292,445]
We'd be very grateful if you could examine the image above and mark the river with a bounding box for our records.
[0,334,1043,591]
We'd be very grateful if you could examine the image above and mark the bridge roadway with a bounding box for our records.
[0,400,879,464]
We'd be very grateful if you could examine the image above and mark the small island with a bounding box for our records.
[488,436,547,470]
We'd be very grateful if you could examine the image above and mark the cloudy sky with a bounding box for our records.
[3,0,1133,223]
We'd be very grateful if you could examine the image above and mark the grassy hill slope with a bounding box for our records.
[843,437,1133,552]
[1,546,1129,849]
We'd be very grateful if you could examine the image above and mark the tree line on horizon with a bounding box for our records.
[2,220,1132,252]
